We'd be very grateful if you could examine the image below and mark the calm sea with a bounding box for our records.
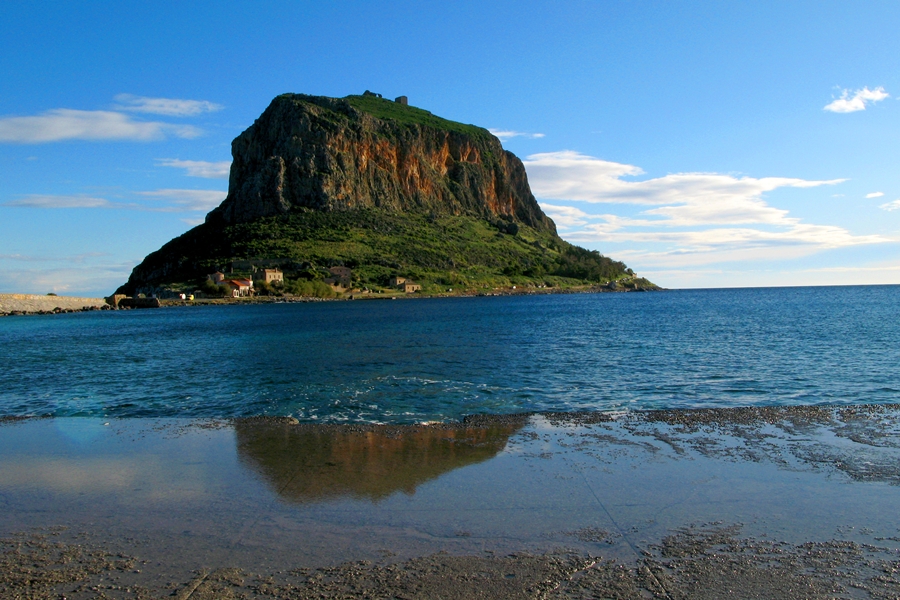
[1,286,898,422]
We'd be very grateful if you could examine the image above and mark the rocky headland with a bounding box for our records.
[118,92,656,297]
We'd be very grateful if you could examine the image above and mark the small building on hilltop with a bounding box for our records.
[390,276,420,293]
[327,266,352,287]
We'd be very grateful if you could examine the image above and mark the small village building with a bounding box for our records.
[327,266,352,288]
[208,272,226,285]
[253,268,284,285]
[223,278,253,297]
[389,275,419,292]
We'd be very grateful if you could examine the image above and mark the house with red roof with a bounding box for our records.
[222,278,253,297]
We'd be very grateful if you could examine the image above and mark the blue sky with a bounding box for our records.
[2,1,900,296]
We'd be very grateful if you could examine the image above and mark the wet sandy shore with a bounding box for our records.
[2,405,900,598]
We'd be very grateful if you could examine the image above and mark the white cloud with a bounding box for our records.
[0,265,132,296]
[824,86,889,113]
[879,199,900,211]
[0,109,201,143]
[525,151,843,213]
[0,252,135,296]
[524,151,890,270]
[636,263,900,289]
[866,192,885,198]
[138,189,225,212]
[0,252,106,263]
[590,224,852,247]
[538,203,590,228]
[525,151,645,201]
[4,189,225,213]
[3,194,112,208]
[488,128,545,141]
[157,158,231,179]
[114,94,223,116]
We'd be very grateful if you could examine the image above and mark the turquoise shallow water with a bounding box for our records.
[1,286,898,422]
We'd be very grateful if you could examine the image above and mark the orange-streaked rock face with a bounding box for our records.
[207,94,556,234]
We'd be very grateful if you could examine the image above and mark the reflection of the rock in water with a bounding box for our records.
[234,416,526,502]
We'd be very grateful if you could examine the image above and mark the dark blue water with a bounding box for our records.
[1,286,898,422]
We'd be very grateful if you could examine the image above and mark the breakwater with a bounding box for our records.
[0,293,108,316]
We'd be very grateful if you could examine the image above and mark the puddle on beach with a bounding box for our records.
[2,407,900,598]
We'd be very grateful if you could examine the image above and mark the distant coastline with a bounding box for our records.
[0,284,661,316]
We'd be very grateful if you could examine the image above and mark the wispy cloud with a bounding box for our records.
[526,151,889,269]
[525,151,842,213]
[0,263,134,296]
[113,94,223,117]
[0,252,107,263]
[3,194,112,208]
[866,192,885,199]
[4,189,225,213]
[157,158,231,179]
[879,199,900,211]
[824,86,889,113]
[137,189,225,212]
[0,109,201,143]
[539,203,590,229]
[0,252,133,296]
[636,261,900,289]
[488,128,545,141]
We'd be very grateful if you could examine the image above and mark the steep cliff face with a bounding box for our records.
[206,94,556,233]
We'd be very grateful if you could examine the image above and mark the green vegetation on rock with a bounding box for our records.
[118,209,651,296]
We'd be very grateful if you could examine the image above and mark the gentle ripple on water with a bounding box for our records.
[1,285,898,422]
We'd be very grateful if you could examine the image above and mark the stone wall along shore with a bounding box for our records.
[0,294,107,316]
